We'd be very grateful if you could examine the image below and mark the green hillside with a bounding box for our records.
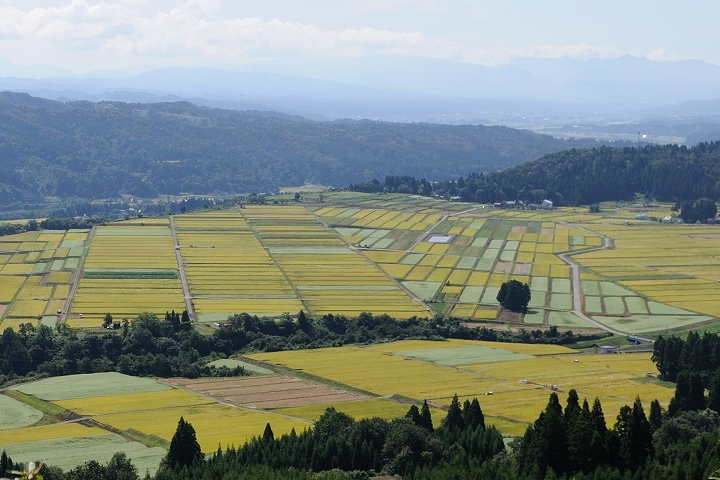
[0,92,603,208]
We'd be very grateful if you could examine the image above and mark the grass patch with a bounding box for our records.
[0,433,166,475]
[0,394,44,429]
[11,372,172,401]
[83,269,179,279]
[4,390,70,418]
[395,345,534,366]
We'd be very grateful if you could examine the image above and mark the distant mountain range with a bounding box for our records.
[0,55,719,144]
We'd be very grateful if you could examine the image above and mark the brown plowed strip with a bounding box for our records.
[541,228,554,235]
[494,261,513,273]
[0,305,6,318]
[513,263,531,275]
[511,226,526,234]
[160,375,367,408]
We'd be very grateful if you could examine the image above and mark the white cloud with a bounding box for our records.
[0,1,701,69]
[0,0,432,61]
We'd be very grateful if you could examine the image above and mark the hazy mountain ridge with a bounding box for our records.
[1,56,719,140]
[0,92,611,211]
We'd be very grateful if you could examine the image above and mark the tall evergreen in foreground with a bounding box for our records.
[165,417,202,470]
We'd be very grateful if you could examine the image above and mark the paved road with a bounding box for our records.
[556,222,653,343]
[169,216,196,321]
[60,226,95,325]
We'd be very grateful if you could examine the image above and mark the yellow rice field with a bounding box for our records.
[97,404,311,452]
[55,389,215,416]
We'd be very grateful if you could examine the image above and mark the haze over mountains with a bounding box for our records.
[1,55,719,144]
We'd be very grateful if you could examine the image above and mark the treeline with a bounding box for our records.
[0,310,603,384]
[29,390,720,479]
[0,92,603,213]
[653,332,720,416]
[351,142,720,206]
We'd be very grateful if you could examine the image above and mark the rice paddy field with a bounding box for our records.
[2,194,719,335]
[249,338,674,436]
[0,229,87,331]
[69,225,184,326]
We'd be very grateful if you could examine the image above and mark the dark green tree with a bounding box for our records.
[693,198,717,222]
[464,398,485,430]
[420,400,433,432]
[443,394,466,431]
[591,397,608,438]
[564,389,581,424]
[103,313,113,328]
[649,399,663,433]
[708,370,720,414]
[262,423,274,441]
[166,417,202,470]
[406,404,423,427]
[106,452,139,480]
[496,279,531,313]
[0,451,12,478]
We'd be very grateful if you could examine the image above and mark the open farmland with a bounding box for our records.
[160,375,367,408]
[2,192,718,337]
[174,211,303,321]
[69,225,184,326]
[249,339,674,436]
[0,229,87,330]
[1,372,312,472]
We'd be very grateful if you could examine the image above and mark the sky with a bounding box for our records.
[0,0,719,74]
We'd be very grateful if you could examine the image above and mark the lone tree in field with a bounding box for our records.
[497,279,531,313]
[166,417,202,470]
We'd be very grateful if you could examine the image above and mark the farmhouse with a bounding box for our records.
[540,199,554,210]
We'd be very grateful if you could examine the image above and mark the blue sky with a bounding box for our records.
[0,0,718,73]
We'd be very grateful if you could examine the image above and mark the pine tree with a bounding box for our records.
[0,451,12,478]
[464,398,485,430]
[591,397,607,438]
[649,399,663,433]
[166,416,202,470]
[708,370,720,413]
[444,394,466,431]
[420,400,433,432]
[567,406,595,474]
[406,404,423,427]
[263,423,274,441]
[565,389,581,425]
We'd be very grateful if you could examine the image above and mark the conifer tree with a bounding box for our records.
[464,398,485,430]
[166,417,202,470]
[444,394,466,431]
[420,400,433,432]
[591,397,607,437]
[406,404,423,427]
[649,399,663,433]
[263,423,274,441]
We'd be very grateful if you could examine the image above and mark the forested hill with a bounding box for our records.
[0,92,602,205]
[354,142,720,205]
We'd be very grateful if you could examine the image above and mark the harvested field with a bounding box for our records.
[160,375,367,408]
